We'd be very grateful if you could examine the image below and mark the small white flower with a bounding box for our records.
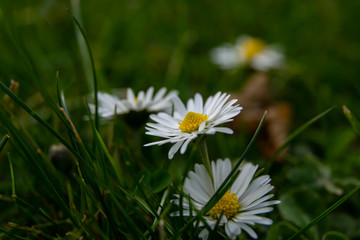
[144,92,242,159]
[89,87,178,119]
[171,159,280,239]
[210,35,284,71]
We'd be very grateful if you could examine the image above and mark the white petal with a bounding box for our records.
[225,221,242,239]
[240,223,258,239]
[194,93,204,113]
[168,141,183,159]
[198,229,209,240]
[172,96,187,117]
[232,163,258,198]
[180,135,195,154]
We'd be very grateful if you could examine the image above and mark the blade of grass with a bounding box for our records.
[109,194,146,240]
[0,227,27,240]
[66,8,99,131]
[94,130,123,184]
[289,185,360,240]
[14,197,60,229]
[0,81,76,155]
[0,108,83,231]
[7,152,16,197]
[267,106,336,168]
[0,134,10,152]
[343,105,360,135]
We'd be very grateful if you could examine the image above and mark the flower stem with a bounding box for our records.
[199,137,214,184]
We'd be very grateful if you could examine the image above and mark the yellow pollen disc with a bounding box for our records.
[241,37,265,60]
[178,112,208,133]
[208,191,240,219]
[134,97,138,103]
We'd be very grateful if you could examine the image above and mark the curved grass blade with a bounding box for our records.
[65,8,99,131]
[0,108,79,223]
[289,185,360,240]
[0,227,27,240]
[109,194,146,240]
[0,134,10,153]
[7,152,16,196]
[343,105,360,135]
[0,81,76,155]
[268,106,336,166]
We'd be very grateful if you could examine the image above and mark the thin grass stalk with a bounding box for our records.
[66,9,99,131]
[268,106,336,164]
[0,134,10,152]
[0,108,89,235]
[0,227,27,240]
[116,185,174,236]
[0,82,76,155]
[343,105,360,135]
[199,137,214,184]
[289,184,360,240]
[109,194,146,240]
[94,130,123,184]
[7,153,16,197]
[151,188,170,230]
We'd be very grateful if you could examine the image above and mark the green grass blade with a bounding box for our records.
[109,194,146,240]
[0,81,76,155]
[7,152,16,196]
[0,134,10,152]
[66,8,99,131]
[94,130,123,184]
[0,227,27,240]
[289,185,360,240]
[0,108,79,227]
[269,106,336,164]
[343,105,360,135]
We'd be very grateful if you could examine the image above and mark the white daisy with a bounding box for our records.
[210,35,284,71]
[89,87,178,119]
[144,92,242,159]
[171,159,280,239]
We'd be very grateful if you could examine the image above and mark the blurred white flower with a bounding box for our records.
[210,35,284,71]
[89,87,178,119]
[171,159,280,239]
[144,92,242,159]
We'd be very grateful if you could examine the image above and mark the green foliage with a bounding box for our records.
[1,0,360,239]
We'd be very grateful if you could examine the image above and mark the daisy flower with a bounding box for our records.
[89,87,178,119]
[171,159,280,239]
[210,35,284,71]
[144,92,242,159]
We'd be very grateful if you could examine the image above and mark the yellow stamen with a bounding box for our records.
[208,191,239,219]
[178,112,208,133]
[241,37,265,60]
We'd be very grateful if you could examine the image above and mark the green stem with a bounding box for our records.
[199,137,214,184]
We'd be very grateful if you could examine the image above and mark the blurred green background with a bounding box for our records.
[1,0,360,239]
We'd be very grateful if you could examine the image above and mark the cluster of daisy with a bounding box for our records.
[90,86,280,239]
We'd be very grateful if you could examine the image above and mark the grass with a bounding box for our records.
[1,0,360,239]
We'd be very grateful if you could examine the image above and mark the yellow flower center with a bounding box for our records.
[178,112,208,133]
[208,191,240,219]
[241,37,265,60]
